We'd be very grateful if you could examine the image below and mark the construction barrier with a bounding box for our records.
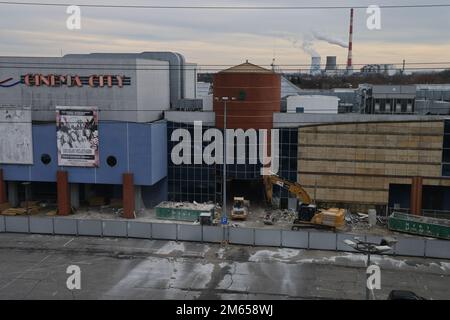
[281,230,309,249]
[54,217,77,235]
[127,221,152,239]
[0,216,5,232]
[0,216,449,259]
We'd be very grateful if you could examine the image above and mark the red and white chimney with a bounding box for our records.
[346,8,354,75]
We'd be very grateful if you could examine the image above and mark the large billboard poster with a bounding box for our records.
[0,108,33,164]
[56,106,99,167]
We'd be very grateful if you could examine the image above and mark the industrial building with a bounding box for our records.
[1,55,450,219]
[358,85,417,114]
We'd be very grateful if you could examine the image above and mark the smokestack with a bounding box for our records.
[346,8,354,75]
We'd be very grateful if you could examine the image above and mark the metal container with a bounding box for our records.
[388,212,450,240]
[155,202,215,222]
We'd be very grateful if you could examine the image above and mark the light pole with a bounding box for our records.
[214,96,236,225]
[344,236,397,300]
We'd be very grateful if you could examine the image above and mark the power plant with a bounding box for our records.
[310,56,321,75]
[308,8,355,76]
[325,56,338,75]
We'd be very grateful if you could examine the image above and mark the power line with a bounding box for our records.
[2,61,450,67]
[0,66,449,71]
[1,1,450,10]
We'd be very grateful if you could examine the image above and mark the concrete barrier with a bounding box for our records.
[309,231,337,251]
[77,220,102,236]
[178,224,202,242]
[229,227,254,245]
[425,239,450,259]
[337,233,359,252]
[152,223,177,240]
[394,237,426,257]
[202,226,223,243]
[127,221,152,239]
[29,217,54,235]
[4,216,29,233]
[54,218,78,235]
[102,220,127,238]
[281,230,309,249]
[1,215,448,259]
[254,229,282,247]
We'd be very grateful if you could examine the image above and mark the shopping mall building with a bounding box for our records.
[1,52,449,218]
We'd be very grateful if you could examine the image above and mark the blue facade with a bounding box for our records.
[1,121,167,186]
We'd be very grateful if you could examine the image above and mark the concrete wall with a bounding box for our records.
[286,95,339,114]
[0,122,167,186]
[273,113,448,128]
[2,216,449,259]
[297,120,450,206]
[136,58,170,122]
[0,54,175,123]
[165,111,216,126]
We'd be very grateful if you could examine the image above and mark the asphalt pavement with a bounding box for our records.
[0,233,448,300]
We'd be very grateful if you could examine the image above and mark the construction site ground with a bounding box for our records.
[2,200,441,242]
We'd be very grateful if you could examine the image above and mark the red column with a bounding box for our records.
[415,177,423,216]
[410,177,417,215]
[123,173,135,219]
[57,171,71,216]
[0,169,6,204]
[410,177,423,216]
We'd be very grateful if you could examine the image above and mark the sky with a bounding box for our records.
[1,0,450,71]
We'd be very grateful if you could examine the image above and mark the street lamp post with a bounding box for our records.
[214,96,236,225]
[344,236,397,300]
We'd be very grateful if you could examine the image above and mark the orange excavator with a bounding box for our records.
[263,174,345,230]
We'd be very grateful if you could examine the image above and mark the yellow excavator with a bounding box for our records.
[263,174,345,230]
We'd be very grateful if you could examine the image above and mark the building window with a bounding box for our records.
[167,121,218,203]
[106,156,117,167]
[41,154,51,165]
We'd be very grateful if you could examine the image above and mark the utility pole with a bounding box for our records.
[223,98,227,223]
[214,96,236,225]
[343,237,397,300]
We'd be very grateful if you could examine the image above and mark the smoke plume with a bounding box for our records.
[312,31,348,48]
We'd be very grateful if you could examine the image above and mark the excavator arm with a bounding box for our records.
[263,174,312,205]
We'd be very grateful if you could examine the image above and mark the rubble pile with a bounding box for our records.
[345,212,371,231]
[263,209,297,225]
[158,201,215,211]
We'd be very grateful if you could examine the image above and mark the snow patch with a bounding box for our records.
[439,262,450,271]
[249,248,300,262]
[156,241,185,255]
[217,248,226,259]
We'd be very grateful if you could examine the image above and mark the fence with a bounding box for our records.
[0,215,449,259]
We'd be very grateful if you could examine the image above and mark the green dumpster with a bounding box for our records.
[388,212,450,240]
[155,202,215,222]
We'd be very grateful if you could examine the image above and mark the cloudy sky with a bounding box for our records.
[1,0,449,71]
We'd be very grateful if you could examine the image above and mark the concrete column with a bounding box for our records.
[410,176,423,216]
[415,177,423,216]
[0,169,6,204]
[123,173,135,219]
[410,177,417,215]
[7,181,19,207]
[70,183,80,209]
[134,186,145,212]
[57,171,71,216]
[84,184,93,200]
